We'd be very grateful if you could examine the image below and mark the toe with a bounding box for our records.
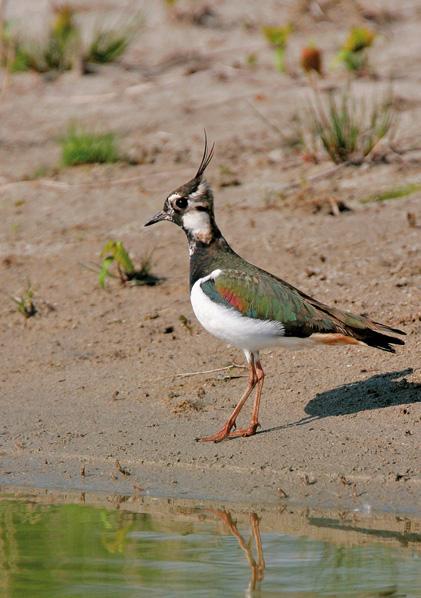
[228,423,259,438]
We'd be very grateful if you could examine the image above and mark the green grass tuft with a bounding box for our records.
[1,8,141,75]
[87,25,135,64]
[61,128,120,166]
[362,183,421,203]
[307,88,395,164]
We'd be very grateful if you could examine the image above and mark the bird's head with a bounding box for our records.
[144,134,216,244]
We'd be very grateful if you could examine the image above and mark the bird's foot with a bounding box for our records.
[228,422,260,438]
[196,422,235,443]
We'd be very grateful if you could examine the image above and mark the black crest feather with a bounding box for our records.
[195,130,214,179]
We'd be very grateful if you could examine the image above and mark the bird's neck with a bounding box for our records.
[182,208,237,288]
[188,229,235,289]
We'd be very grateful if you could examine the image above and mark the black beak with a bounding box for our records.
[144,210,169,227]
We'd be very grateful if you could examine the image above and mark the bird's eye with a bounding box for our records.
[175,197,188,209]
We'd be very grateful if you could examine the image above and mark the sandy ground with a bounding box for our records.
[0,1,420,516]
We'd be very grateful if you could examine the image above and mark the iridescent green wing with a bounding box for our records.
[200,269,338,337]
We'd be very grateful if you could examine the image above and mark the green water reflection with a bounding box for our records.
[0,496,420,597]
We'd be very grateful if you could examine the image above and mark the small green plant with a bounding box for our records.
[61,127,120,166]
[262,24,292,72]
[2,6,140,75]
[45,4,80,71]
[337,27,376,73]
[308,89,395,164]
[99,241,161,288]
[87,18,140,64]
[11,282,37,318]
[87,30,128,64]
[0,5,79,73]
[0,21,31,72]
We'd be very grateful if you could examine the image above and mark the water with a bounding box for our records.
[0,493,420,597]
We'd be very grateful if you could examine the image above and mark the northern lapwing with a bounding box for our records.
[145,136,405,442]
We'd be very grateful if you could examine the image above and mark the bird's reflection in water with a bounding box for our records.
[211,510,265,594]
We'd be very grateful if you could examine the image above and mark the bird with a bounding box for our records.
[144,135,405,442]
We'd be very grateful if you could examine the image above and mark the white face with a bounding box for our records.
[182,208,212,239]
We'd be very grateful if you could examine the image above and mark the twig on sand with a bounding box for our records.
[175,363,246,378]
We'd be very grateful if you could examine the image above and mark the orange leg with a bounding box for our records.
[210,509,265,591]
[250,513,265,582]
[196,359,258,443]
[228,359,265,439]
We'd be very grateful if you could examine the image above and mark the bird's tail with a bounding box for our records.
[349,324,405,353]
[344,318,406,353]
[307,297,406,353]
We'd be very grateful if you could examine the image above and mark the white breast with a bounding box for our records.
[190,269,297,352]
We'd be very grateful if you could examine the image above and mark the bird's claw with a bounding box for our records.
[196,423,235,443]
[196,421,259,443]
